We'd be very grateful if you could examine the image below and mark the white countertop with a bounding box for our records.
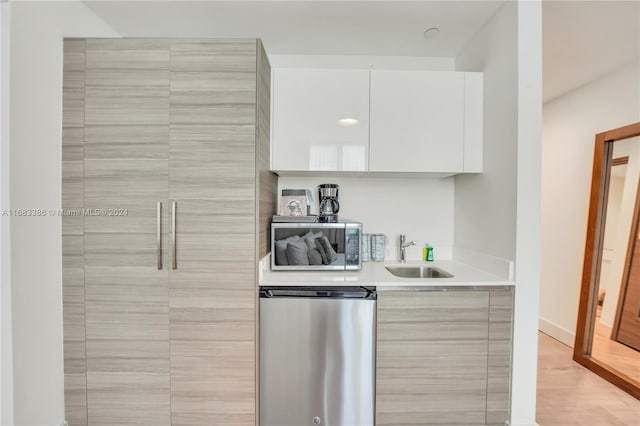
[259,256,514,289]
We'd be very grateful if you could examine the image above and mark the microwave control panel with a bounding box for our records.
[344,225,361,270]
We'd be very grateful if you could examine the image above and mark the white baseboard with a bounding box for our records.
[538,317,575,347]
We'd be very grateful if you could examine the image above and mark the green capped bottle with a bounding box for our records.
[423,244,434,262]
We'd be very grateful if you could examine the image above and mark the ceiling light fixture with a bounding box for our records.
[423,27,440,39]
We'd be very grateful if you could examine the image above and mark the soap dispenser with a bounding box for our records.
[423,244,434,262]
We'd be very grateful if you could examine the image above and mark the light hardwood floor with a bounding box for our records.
[537,332,640,426]
[592,320,640,383]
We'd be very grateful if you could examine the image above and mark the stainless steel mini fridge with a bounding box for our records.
[259,286,377,426]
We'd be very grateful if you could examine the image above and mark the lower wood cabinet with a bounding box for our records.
[376,288,513,426]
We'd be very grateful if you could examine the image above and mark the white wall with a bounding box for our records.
[454,3,517,262]
[513,3,542,424]
[541,60,640,347]
[455,2,542,425]
[277,176,455,261]
[9,3,118,424]
[1,3,13,425]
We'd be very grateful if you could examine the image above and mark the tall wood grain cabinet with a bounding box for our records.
[61,38,276,426]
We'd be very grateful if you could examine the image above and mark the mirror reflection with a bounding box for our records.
[592,136,640,382]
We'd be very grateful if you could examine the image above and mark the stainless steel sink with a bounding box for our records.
[385,265,454,279]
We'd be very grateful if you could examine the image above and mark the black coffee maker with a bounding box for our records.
[318,184,340,223]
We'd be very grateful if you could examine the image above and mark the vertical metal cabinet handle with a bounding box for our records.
[157,202,162,270]
[172,201,177,269]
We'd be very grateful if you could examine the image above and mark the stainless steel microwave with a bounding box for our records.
[271,222,362,271]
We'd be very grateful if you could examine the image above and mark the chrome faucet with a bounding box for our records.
[399,235,415,263]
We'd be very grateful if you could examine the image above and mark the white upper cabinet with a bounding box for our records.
[271,68,483,174]
[370,70,461,173]
[370,70,463,173]
[271,68,370,172]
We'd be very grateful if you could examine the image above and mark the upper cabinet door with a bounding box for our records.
[272,69,370,172]
[369,70,465,173]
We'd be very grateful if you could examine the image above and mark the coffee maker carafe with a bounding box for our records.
[318,184,340,223]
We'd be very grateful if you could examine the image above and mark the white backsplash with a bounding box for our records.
[277,176,455,261]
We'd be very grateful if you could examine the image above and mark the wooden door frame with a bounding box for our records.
[574,122,640,399]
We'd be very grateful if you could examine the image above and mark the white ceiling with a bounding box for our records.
[86,1,506,57]
[85,1,640,103]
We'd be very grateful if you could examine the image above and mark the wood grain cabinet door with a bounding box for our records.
[376,290,490,425]
[83,39,172,426]
[167,39,259,426]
